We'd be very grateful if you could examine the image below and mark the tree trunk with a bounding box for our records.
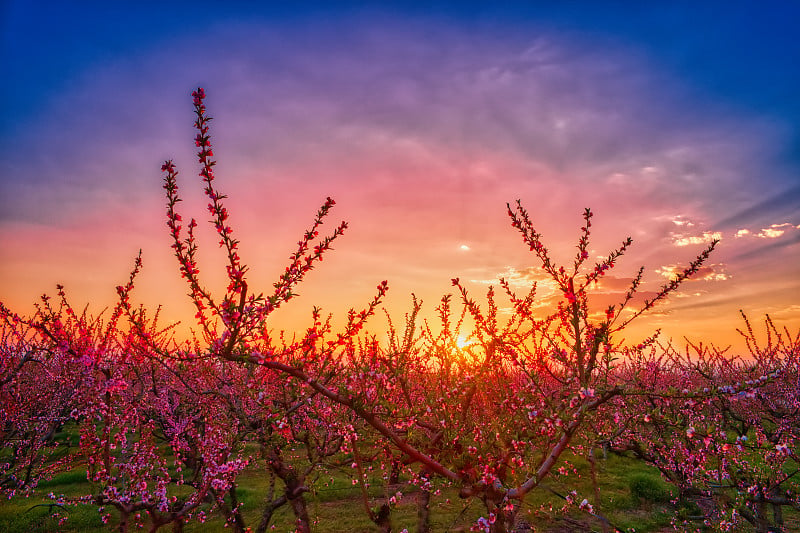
[374,502,392,533]
[588,449,609,533]
[753,498,771,533]
[388,457,402,485]
[118,511,128,533]
[226,485,248,533]
[770,486,784,531]
[483,497,515,533]
[267,447,311,533]
[289,490,311,533]
[416,486,431,533]
[255,495,287,533]
[489,517,509,533]
[118,508,130,533]
[771,502,783,530]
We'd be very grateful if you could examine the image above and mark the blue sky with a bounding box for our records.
[4,2,799,144]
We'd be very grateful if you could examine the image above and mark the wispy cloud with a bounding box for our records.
[469,266,557,292]
[655,263,730,282]
[671,217,695,228]
[671,231,722,247]
[735,223,798,239]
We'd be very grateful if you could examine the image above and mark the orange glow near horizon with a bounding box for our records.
[1,185,796,356]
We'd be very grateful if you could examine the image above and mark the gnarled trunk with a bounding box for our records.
[417,487,431,533]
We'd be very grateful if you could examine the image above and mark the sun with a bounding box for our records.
[455,334,472,350]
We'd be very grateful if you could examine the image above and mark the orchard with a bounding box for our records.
[1,89,797,533]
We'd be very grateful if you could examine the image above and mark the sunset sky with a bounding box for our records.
[2,2,798,351]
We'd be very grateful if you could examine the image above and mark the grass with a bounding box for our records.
[20,423,787,531]
[1,444,683,533]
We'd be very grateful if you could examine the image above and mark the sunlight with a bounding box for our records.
[455,334,472,350]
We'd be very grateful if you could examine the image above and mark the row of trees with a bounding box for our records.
[1,89,798,533]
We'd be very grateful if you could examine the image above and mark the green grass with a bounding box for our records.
[37,469,89,488]
[1,448,685,533]
[0,472,103,533]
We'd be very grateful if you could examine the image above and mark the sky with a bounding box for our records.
[2,1,799,352]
